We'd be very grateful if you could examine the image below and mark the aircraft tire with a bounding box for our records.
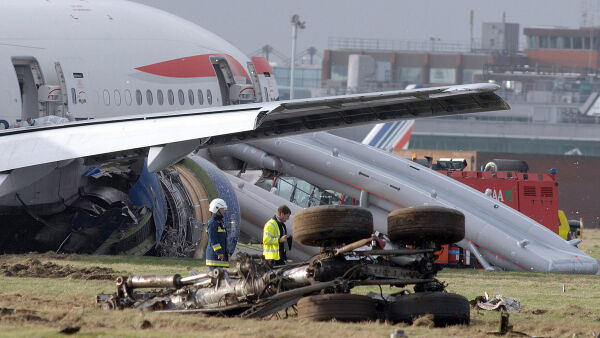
[293,206,373,247]
[297,293,377,322]
[386,292,470,326]
[387,206,465,245]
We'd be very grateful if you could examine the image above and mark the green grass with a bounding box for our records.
[54,253,204,267]
[1,230,600,337]
[578,227,600,259]
[1,276,106,298]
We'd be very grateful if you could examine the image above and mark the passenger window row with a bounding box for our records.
[90,88,213,107]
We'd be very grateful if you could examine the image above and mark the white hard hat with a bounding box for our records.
[209,198,227,213]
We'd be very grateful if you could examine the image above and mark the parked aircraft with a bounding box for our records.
[362,120,414,151]
[0,0,508,257]
[360,85,422,151]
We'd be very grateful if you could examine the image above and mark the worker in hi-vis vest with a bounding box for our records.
[206,198,229,270]
[263,205,292,266]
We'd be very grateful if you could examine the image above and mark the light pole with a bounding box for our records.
[290,14,305,100]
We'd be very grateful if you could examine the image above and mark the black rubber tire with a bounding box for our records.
[387,292,470,326]
[293,206,373,247]
[297,294,377,322]
[387,206,465,245]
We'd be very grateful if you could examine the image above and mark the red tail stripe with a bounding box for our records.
[393,125,414,150]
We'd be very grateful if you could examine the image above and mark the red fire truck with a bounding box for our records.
[420,158,562,267]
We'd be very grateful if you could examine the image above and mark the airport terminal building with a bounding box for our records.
[317,22,600,157]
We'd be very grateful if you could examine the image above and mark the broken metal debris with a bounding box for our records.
[97,246,467,325]
[473,292,521,313]
[96,206,472,325]
[390,330,408,338]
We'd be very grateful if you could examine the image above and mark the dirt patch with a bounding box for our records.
[0,308,48,324]
[527,309,548,315]
[0,258,117,280]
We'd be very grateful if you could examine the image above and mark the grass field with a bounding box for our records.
[1,230,599,337]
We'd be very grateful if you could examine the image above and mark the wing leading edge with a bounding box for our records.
[0,83,508,173]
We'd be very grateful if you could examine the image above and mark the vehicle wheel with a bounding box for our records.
[387,206,465,245]
[387,292,470,326]
[297,294,377,322]
[293,206,373,247]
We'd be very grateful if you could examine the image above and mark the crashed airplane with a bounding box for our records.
[0,0,595,274]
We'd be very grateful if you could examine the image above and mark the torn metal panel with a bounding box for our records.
[475,292,521,313]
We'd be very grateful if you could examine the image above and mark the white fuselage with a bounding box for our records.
[0,0,278,210]
[0,0,277,127]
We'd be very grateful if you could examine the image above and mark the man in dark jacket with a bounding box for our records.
[206,198,229,270]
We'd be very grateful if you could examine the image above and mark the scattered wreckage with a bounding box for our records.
[97,205,470,326]
[474,292,521,313]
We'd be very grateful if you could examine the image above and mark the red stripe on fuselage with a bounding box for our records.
[136,55,214,78]
[251,57,273,75]
[136,54,250,80]
[224,55,251,81]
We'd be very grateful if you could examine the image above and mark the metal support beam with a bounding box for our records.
[359,189,369,208]
[147,139,201,173]
[468,242,495,271]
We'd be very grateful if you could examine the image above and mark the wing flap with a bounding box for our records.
[0,83,509,172]
[206,84,509,146]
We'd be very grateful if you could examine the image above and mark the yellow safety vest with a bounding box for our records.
[263,219,280,260]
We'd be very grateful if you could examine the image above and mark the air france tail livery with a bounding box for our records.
[362,120,414,151]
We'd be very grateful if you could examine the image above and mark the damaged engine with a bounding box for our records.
[97,205,471,325]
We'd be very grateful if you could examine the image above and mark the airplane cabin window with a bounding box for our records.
[197,89,204,105]
[168,89,174,105]
[207,89,212,105]
[146,89,153,105]
[124,89,132,106]
[103,89,110,106]
[136,90,142,105]
[157,89,164,105]
[71,88,76,104]
[188,89,194,105]
[178,89,185,105]
[114,90,121,106]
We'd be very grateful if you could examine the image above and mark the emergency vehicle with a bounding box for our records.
[414,157,582,268]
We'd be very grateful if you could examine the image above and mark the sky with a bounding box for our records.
[132,0,587,59]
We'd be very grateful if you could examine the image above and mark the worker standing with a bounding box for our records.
[263,205,292,266]
[206,198,229,270]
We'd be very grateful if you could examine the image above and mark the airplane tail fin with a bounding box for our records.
[361,120,414,151]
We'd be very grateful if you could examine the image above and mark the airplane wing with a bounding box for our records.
[0,83,508,174]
